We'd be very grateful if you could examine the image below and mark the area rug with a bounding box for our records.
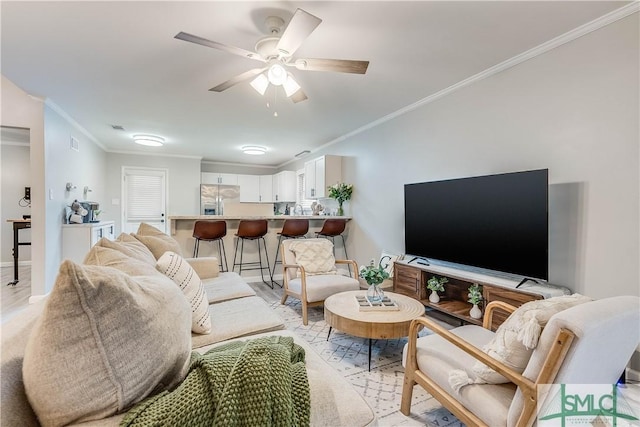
[261,291,464,427]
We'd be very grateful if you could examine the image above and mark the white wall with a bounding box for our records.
[291,14,639,299]
[1,142,31,263]
[106,153,201,234]
[43,105,107,294]
[1,75,45,296]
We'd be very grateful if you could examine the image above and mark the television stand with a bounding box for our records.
[393,260,569,330]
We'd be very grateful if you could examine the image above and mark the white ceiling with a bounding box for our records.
[1,1,628,167]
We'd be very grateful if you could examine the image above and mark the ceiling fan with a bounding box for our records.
[175,8,369,103]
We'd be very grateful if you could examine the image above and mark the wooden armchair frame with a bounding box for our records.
[401,301,575,427]
[280,245,358,325]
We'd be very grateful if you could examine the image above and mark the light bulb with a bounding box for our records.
[267,63,287,86]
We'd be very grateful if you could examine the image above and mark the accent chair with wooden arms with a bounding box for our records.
[280,238,360,325]
[401,295,640,427]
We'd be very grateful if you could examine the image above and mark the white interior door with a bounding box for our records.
[122,167,167,234]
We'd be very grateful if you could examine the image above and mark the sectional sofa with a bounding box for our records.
[1,224,375,426]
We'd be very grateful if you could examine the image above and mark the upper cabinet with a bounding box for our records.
[238,174,273,202]
[201,173,238,185]
[304,155,342,199]
[273,171,296,202]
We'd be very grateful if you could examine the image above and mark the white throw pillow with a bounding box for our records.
[449,293,592,392]
[288,239,337,276]
[156,251,212,334]
[22,261,192,427]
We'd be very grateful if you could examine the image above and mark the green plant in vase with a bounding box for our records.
[359,260,389,302]
[327,183,353,216]
[426,276,448,303]
[467,283,483,319]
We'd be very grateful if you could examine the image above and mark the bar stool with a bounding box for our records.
[192,220,228,272]
[232,219,272,287]
[316,219,349,260]
[271,219,309,287]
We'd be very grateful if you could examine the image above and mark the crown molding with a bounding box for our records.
[44,98,108,151]
[293,2,640,162]
[201,160,277,169]
[107,150,202,160]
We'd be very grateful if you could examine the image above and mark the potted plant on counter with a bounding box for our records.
[327,183,353,216]
[426,276,448,303]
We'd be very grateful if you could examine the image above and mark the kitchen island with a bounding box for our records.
[169,215,352,281]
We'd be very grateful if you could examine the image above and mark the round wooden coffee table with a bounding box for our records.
[324,290,425,370]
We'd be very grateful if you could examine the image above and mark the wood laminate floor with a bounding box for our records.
[1,265,31,323]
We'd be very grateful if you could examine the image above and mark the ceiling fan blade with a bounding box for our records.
[175,32,264,62]
[276,9,322,57]
[209,68,267,92]
[294,58,369,74]
[290,88,308,104]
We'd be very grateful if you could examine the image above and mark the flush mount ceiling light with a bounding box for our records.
[133,134,164,147]
[242,145,267,155]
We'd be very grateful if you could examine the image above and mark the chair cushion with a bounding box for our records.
[287,275,360,303]
[92,233,157,265]
[22,261,192,427]
[404,325,516,427]
[191,296,285,349]
[132,223,183,259]
[202,272,256,303]
[288,239,337,276]
[156,251,212,334]
[454,294,592,389]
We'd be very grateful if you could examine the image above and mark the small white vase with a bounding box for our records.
[470,304,482,319]
[429,291,440,303]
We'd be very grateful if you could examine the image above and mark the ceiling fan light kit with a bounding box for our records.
[133,134,164,147]
[175,8,369,104]
[242,145,267,155]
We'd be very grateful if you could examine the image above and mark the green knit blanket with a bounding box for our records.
[120,336,310,427]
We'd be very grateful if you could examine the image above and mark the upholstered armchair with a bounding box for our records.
[280,238,360,325]
[401,295,640,427]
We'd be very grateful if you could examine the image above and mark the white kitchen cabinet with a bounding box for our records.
[62,221,115,263]
[259,175,273,202]
[238,174,260,202]
[272,171,296,202]
[201,172,238,185]
[304,155,342,199]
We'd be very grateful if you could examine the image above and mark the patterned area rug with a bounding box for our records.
[262,291,464,427]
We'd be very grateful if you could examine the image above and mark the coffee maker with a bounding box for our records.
[80,201,100,223]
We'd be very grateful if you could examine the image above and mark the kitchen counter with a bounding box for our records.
[168,215,352,282]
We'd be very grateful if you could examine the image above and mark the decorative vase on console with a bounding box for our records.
[467,283,483,319]
[359,260,390,303]
[426,276,448,304]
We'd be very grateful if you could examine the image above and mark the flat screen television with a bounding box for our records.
[404,169,548,280]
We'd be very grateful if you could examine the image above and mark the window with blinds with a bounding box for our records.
[123,168,167,233]
[126,174,163,220]
[296,169,314,214]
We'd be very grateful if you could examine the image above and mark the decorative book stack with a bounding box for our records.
[356,295,399,311]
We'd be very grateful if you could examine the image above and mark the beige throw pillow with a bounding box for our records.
[289,238,337,276]
[156,251,212,334]
[449,293,592,392]
[83,245,162,278]
[91,233,156,265]
[132,223,183,259]
[22,261,192,427]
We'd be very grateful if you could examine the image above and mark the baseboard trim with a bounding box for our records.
[29,293,49,304]
[0,260,31,267]
[627,367,640,383]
